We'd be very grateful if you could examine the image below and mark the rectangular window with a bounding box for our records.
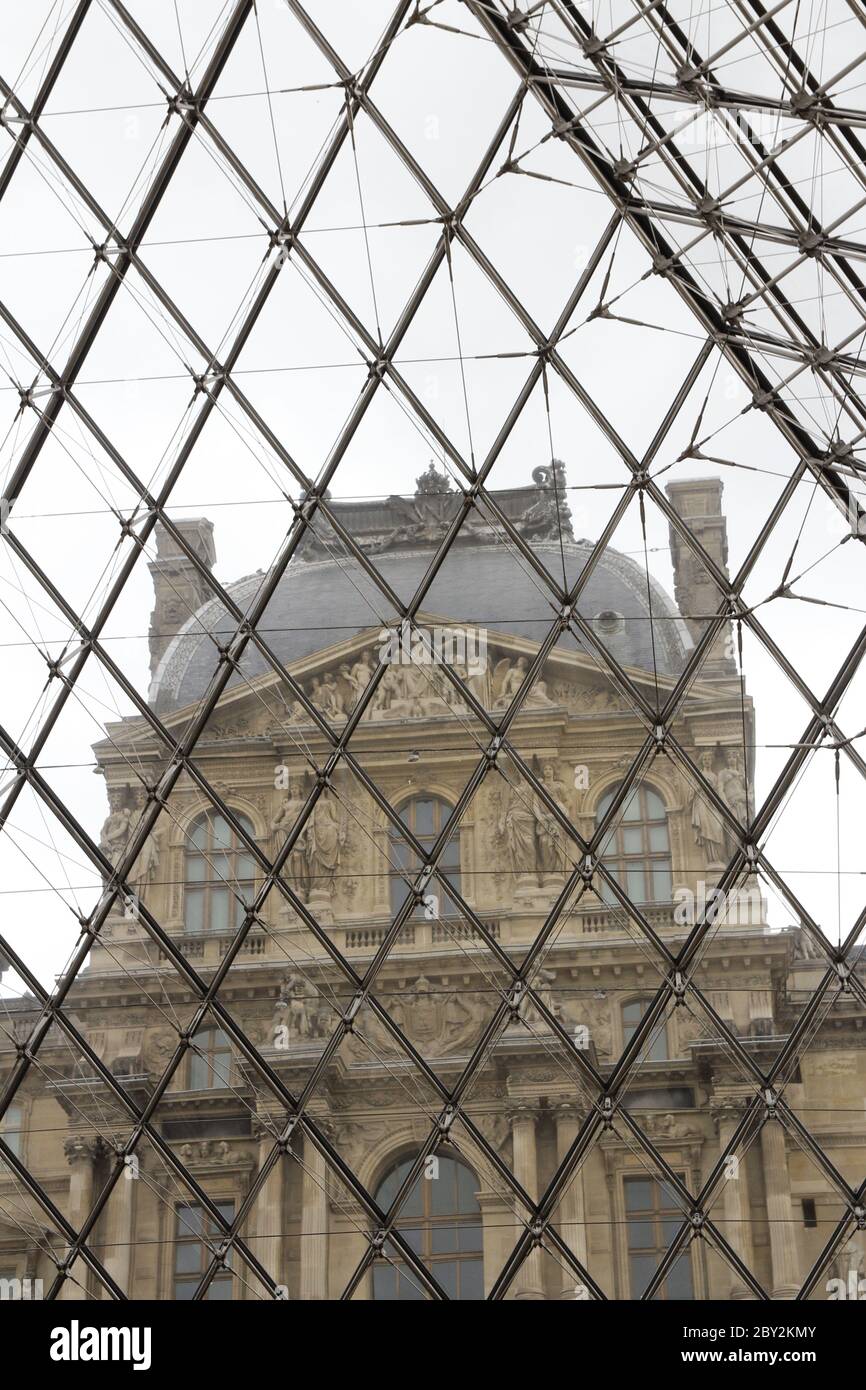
[173,1201,234,1300]
[802,1198,817,1229]
[624,1176,694,1300]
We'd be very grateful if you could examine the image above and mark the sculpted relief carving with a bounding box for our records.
[495,758,573,892]
[270,781,348,904]
[271,972,330,1044]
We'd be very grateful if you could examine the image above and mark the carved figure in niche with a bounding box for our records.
[525,968,560,1029]
[690,748,727,864]
[272,971,323,1042]
[99,802,132,863]
[443,991,479,1050]
[497,773,539,876]
[496,756,572,888]
[304,792,347,897]
[270,779,310,901]
[408,976,439,1047]
[132,830,160,892]
[718,746,749,852]
[536,762,570,877]
[492,656,555,710]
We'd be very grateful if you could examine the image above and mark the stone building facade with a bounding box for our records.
[0,468,863,1301]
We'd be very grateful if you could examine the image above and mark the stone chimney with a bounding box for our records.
[665,478,736,677]
[148,518,216,677]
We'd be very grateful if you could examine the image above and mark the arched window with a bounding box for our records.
[184,810,255,934]
[595,784,672,905]
[622,998,668,1062]
[389,796,460,919]
[372,1154,483,1300]
[624,1176,693,1299]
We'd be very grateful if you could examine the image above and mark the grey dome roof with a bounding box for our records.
[150,539,689,713]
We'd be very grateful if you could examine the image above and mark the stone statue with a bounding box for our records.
[99,803,132,863]
[497,775,539,877]
[321,671,346,718]
[718,746,749,852]
[272,972,323,1043]
[497,759,572,888]
[271,780,311,901]
[309,673,344,721]
[690,749,727,863]
[535,762,570,877]
[513,461,574,542]
[132,830,160,891]
[792,925,822,961]
[304,793,346,897]
[493,656,555,709]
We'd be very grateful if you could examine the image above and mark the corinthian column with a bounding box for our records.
[300,1133,329,1300]
[759,1119,800,1298]
[253,1123,285,1290]
[509,1105,544,1299]
[59,1135,102,1300]
[712,1101,753,1299]
[554,1104,588,1297]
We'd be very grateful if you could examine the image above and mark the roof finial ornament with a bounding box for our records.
[415,460,452,495]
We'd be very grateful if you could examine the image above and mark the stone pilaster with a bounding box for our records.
[300,1133,329,1300]
[554,1104,588,1297]
[712,1099,754,1299]
[101,1150,140,1295]
[759,1119,800,1298]
[509,1105,545,1299]
[252,1122,285,1290]
[59,1135,103,1300]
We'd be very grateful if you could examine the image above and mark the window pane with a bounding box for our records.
[436,1260,458,1298]
[186,856,207,883]
[175,1242,200,1275]
[622,827,643,853]
[431,1224,458,1254]
[210,888,231,933]
[630,1253,656,1299]
[650,866,672,901]
[622,791,641,820]
[648,824,669,852]
[624,1178,652,1211]
[185,890,204,934]
[414,799,435,836]
[626,867,646,901]
[459,1258,484,1300]
[627,1219,655,1250]
[212,815,232,848]
[189,1053,209,1090]
[210,852,230,883]
[458,1222,483,1253]
[666,1254,694,1300]
[372,1265,396,1300]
